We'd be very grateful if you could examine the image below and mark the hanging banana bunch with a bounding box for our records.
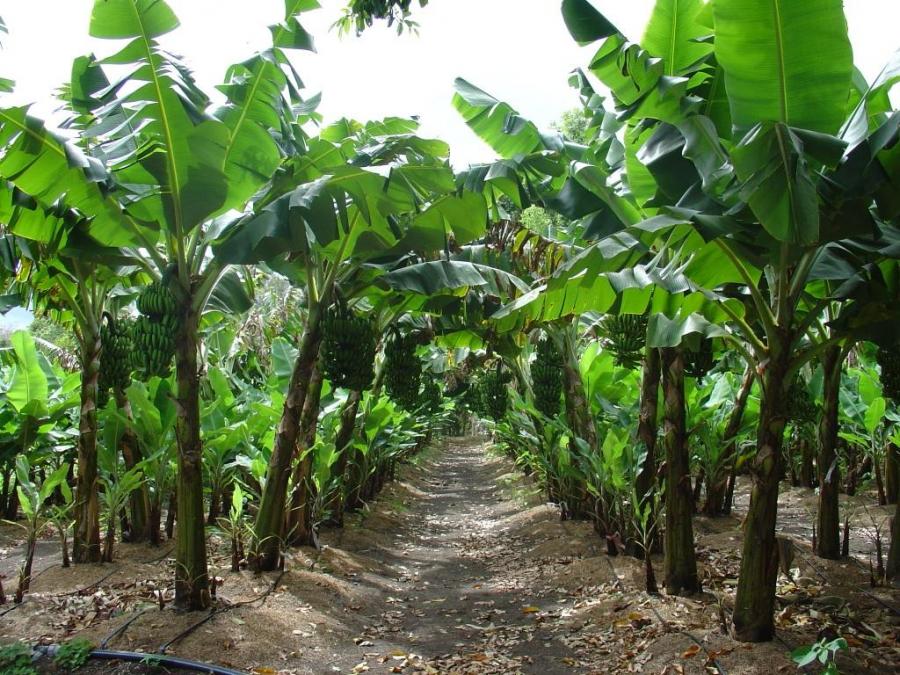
[876,344,900,401]
[384,329,422,409]
[321,298,377,391]
[531,335,563,417]
[98,315,134,407]
[419,377,442,412]
[132,281,179,379]
[684,338,715,379]
[481,362,509,421]
[599,313,648,369]
[785,377,818,425]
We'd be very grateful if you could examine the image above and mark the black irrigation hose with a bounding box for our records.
[798,547,900,617]
[646,604,728,675]
[57,566,121,596]
[142,546,175,564]
[158,569,287,653]
[0,600,22,616]
[603,555,728,675]
[100,607,151,648]
[35,645,247,675]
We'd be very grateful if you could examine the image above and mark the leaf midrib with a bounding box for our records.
[772,0,789,123]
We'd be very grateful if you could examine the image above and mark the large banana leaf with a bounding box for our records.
[382,260,528,297]
[0,108,130,245]
[712,0,853,136]
[642,0,713,76]
[215,0,318,206]
[452,79,546,159]
[89,0,230,233]
[731,123,845,244]
[560,0,618,45]
[7,330,49,418]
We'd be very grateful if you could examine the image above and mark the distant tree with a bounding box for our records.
[28,316,79,368]
[335,0,428,35]
[552,108,589,144]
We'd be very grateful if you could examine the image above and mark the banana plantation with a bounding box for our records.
[0,0,898,673]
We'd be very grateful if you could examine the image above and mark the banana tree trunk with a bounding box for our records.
[324,389,363,527]
[73,330,102,564]
[114,389,151,543]
[173,305,209,611]
[286,365,325,547]
[887,500,900,581]
[733,345,790,642]
[629,344,660,557]
[661,347,699,596]
[252,308,322,571]
[560,329,595,521]
[886,443,899,504]
[816,345,842,559]
[799,438,815,488]
[703,366,754,516]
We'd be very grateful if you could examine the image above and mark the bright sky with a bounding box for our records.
[3,1,898,170]
[0,0,898,331]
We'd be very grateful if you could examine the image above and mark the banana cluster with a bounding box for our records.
[600,314,647,369]
[684,339,715,379]
[321,300,376,391]
[385,331,422,409]
[877,345,900,401]
[532,336,562,417]
[419,377,442,412]
[462,378,483,414]
[785,378,818,425]
[481,365,509,421]
[133,282,179,379]
[98,318,134,407]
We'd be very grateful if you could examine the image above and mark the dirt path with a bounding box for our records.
[324,435,594,673]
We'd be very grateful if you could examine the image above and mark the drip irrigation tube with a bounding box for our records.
[35,645,248,674]
[603,555,728,675]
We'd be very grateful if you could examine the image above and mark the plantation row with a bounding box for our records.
[0,0,897,658]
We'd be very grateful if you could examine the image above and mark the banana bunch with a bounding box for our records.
[532,336,563,417]
[876,344,900,401]
[600,314,648,369]
[785,378,818,425]
[481,364,509,421]
[462,377,483,414]
[384,330,422,409]
[443,367,468,397]
[684,339,715,379]
[133,281,179,379]
[419,377,442,412]
[98,317,134,407]
[321,299,376,391]
[136,281,177,319]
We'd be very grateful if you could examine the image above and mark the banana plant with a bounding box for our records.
[558,0,899,641]
[215,115,489,570]
[1,0,314,609]
[108,380,177,547]
[215,484,249,573]
[6,457,70,602]
[0,331,79,519]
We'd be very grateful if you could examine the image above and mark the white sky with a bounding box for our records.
[1,1,898,330]
[2,0,898,170]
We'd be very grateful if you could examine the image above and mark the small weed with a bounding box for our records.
[0,642,36,675]
[54,638,94,671]
[791,637,848,674]
[140,653,166,673]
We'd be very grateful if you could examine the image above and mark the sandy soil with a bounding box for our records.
[1,437,898,674]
